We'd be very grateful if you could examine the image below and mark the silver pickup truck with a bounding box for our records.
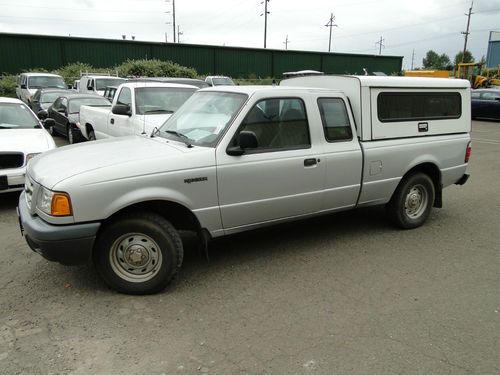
[18,76,471,294]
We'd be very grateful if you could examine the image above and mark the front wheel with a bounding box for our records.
[386,172,435,229]
[88,129,96,141]
[93,212,183,294]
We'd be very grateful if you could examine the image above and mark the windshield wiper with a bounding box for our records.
[142,109,174,114]
[164,130,193,148]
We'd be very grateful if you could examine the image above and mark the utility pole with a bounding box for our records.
[411,48,415,70]
[461,1,473,62]
[165,0,177,43]
[376,36,385,55]
[325,13,338,53]
[172,0,176,43]
[261,0,270,48]
[283,34,290,50]
[177,25,183,43]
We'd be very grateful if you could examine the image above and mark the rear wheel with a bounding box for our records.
[67,124,84,144]
[93,212,183,294]
[386,172,435,229]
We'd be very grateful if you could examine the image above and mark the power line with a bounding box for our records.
[177,25,183,43]
[325,13,338,52]
[283,34,290,50]
[461,1,474,62]
[375,36,385,55]
[260,0,270,48]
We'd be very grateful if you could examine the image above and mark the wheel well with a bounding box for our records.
[85,123,94,134]
[405,163,442,208]
[105,200,202,233]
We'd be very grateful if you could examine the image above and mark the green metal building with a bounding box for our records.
[0,32,403,77]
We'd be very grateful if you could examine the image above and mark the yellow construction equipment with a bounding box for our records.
[455,63,500,89]
[404,70,450,78]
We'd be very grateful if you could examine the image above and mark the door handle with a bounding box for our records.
[304,158,317,167]
[418,122,428,132]
[110,118,115,124]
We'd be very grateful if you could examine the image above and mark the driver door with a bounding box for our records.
[109,87,134,137]
[216,96,325,231]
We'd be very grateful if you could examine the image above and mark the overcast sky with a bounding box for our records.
[0,0,499,69]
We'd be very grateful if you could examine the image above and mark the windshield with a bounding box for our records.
[158,91,247,147]
[69,97,111,113]
[28,76,65,89]
[135,87,196,115]
[212,77,235,86]
[96,78,126,90]
[40,91,68,103]
[0,103,39,129]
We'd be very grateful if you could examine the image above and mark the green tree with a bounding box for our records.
[422,50,452,70]
[454,50,474,65]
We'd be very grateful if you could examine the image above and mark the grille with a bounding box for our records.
[25,174,34,210]
[0,153,24,169]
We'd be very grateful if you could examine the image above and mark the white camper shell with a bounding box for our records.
[280,75,471,141]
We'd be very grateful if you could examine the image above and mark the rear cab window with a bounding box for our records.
[317,98,353,142]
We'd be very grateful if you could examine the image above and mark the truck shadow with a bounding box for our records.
[176,206,395,284]
[43,205,400,295]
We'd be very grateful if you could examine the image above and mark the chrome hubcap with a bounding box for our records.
[110,233,162,282]
[404,184,428,219]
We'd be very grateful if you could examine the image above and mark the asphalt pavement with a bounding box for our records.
[0,121,498,374]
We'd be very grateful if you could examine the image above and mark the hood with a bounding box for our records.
[28,135,213,189]
[40,102,52,110]
[0,129,53,153]
[96,90,105,96]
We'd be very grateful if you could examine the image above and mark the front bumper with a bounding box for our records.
[0,168,25,193]
[17,192,101,265]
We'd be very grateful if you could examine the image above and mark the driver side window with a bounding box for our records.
[117,88,132,107]
[233,97,310,152]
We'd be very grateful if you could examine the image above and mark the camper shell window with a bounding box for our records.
[377,92,461,123]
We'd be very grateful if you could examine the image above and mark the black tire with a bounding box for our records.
[88,129,96,141]
[67,124,84,144]
[386,172,435,229]
[93,212,183,295]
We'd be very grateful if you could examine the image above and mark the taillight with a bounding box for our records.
[465,141,472,163]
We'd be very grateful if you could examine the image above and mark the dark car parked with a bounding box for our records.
[47,93,110,144]
[31,88,74,116]
[471,89,500,120]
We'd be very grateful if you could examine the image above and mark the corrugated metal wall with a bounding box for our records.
[486,31,500,68]
[0,33,403,77]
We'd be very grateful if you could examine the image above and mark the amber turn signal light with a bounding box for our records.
[51,193,72,216]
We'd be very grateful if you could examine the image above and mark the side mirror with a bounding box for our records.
[37,110,48,120]
[20,84,27,89]
[227,131,258,156]
[87,82,94,90]
[112,104,132,116]
[43,118,55,127]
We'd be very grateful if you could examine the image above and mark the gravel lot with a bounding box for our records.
[0,121,498,374]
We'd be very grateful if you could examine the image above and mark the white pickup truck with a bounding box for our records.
[78,82,197,140]
[18,76,471,295]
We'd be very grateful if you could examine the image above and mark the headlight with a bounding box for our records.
[37,186,73,216]
[25,153,40,166]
